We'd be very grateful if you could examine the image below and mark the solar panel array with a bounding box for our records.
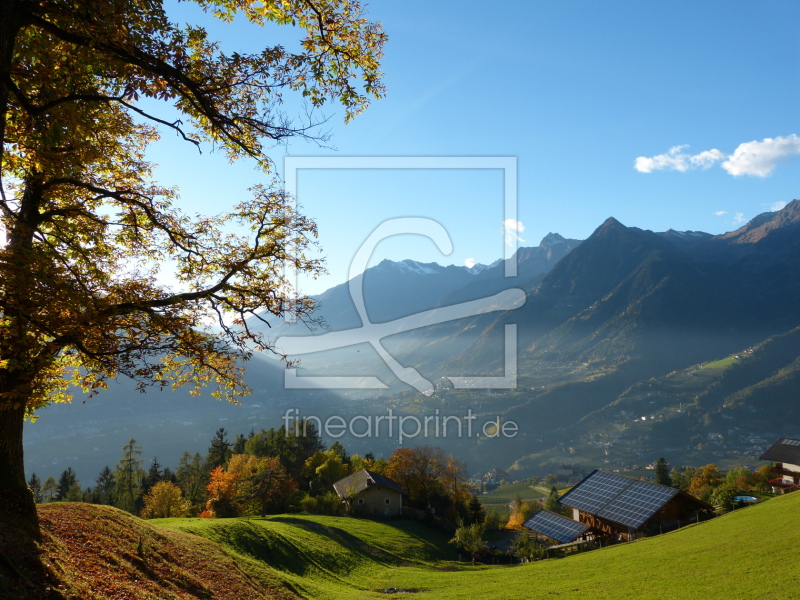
[523,510,589,544]
[559,471,679,530]
[558,471,631,514]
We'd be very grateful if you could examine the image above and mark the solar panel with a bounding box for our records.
[558,470,630,514]
[559,471,679,530]
[523,510,589,544]
[781,438,800,446]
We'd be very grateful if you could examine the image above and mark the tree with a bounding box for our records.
[544,486,564,514]
[141,456,164,497]
[0,0,385,530]
[302,449,348,496]
[115,438,144,513]
[689,464,722,501]
[141,481,191,519]
[709,483,738,512]
[465,495,486,525]
[95,465,116,506]
[56,467,78,501]
[386,446,447,510]
[206,428,232,471]
[41,477,58,503]
[203,466,239,518]
[509,530,544,563]
[176,451,208,513]
[227,454,297,516]
[725,465,754,491]
[655,457,672,487]
[450,522,487,566]
[27,473,41,504]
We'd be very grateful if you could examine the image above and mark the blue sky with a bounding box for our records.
[150,1,800,294]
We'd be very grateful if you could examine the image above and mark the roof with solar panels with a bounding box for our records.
[760,438,800,465]
[557,469,706,530]
[523,510,590,544]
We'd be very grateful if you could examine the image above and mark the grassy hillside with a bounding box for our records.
[378,491,800,599]
[155,515,451,599]
[3,491,799,599]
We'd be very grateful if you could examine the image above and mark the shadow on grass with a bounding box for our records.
[0,505,63,600]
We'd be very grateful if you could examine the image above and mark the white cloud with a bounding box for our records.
[722,135,800,177]
[636,134,800,177]
[733,212,746,224]
[769,201,788,211]
[715,210,728,216]
[503,219,525,245]
[635,145,725,173]
[465,258,477,268]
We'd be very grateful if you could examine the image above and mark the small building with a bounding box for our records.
[760,437,800,490]
[557,470,713,541]
[333,469,404,517]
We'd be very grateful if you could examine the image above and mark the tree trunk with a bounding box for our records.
[0,401,38,535]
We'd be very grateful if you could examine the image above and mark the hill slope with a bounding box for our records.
[4,492,798,599]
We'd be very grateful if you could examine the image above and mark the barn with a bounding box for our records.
[556,470,713,541]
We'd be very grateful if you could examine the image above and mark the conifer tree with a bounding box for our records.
[115,438,144,513]
[655,457,672,486]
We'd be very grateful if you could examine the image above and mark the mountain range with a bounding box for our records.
[23,201,800,482]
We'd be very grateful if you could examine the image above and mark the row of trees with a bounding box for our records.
[30,423,483,523]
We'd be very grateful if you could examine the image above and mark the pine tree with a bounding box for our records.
[231,434,247,455]
[207,428,232,470]
[115,439,144,513]
[27,473,42,504]
[95,466,116,506]
[56,468,78,501]
[655,457,672,487]
[142,456,164,497]
[544,486,564,515]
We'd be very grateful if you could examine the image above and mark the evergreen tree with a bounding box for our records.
[655,457,672,487]
[95,466,116,506]
[28,473,42,504]
[56,468,78,501]
[115,438,144,513]
[231,433,247,455]
[329,441,350,465]
[162,467,177,484]
[544,486,565,515]
[142,456,164,497]
[207,428,232,470]
[465,495,486,525]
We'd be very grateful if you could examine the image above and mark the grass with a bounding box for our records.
[376,491,800,599]
[154,514,452,599]
[6,490,799,599]
[478,481,549,515]
[161,492,800,600]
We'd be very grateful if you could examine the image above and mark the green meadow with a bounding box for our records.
[155,490,800,599]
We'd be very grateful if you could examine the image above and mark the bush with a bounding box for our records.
[299,491,346,515]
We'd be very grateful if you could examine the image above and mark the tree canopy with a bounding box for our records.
[0,0,385,528]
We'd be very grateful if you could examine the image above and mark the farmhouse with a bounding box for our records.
[556,470,712,541]
[760,437,800,491]
[333,469,405,517]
